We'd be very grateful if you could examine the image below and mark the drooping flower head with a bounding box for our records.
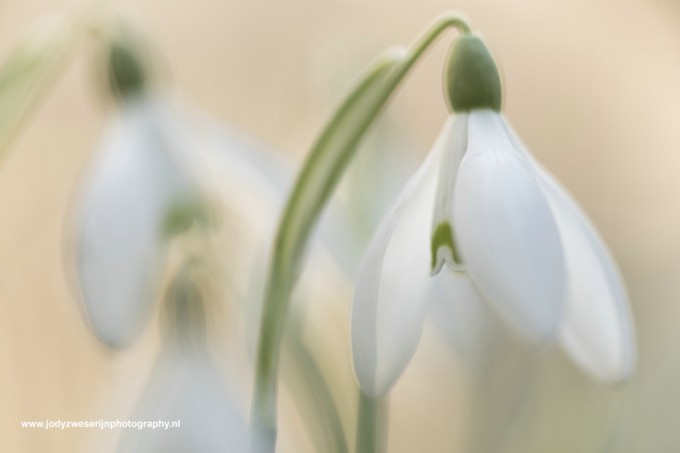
[351,32,636,397]
[71,31,288,349]
[116,260,247,452]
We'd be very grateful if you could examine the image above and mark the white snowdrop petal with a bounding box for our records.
[498,115,635,384]
[75,99,195,347]
[548,181,634,384]
[453,110,565,342]
[351,118,456,396]
[427,269,493,361]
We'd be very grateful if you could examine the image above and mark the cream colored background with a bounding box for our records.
[1,0,680,451]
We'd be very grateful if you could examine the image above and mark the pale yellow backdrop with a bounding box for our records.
[1,0,679,452]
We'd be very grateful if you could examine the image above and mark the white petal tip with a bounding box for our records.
[560,320,636,388]
[351,307,420,398]
[578,357,636,389]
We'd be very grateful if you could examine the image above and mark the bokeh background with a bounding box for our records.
[1,0,680,451]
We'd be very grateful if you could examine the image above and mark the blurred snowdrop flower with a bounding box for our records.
[72,35,209,347]
[351,34,635,397]
[72,34,287,348]
[73,95,206,347]
[117,262,247,452]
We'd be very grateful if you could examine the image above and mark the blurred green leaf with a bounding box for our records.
[0,16,80,162]
[284,311,349,453]
[251,48,408,451]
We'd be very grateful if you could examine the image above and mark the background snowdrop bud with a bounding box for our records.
[117,264,247,452]
[444,34,501,112]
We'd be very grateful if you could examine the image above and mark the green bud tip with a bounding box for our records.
[444,34,502,112]
[108,37,147,99]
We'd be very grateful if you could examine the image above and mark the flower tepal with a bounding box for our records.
[351,32,635,397]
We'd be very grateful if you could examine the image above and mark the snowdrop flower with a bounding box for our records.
[351,34,635,397]
[116,262,247,452]
[71,36,209,347]
[73,97,206,347]
[71,36,287,348]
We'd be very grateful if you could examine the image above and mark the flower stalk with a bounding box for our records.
[249,13,471,453]
[355,392,388,453]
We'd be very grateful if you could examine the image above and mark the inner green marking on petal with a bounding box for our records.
[162,200,214,238]
[431,221,462,273]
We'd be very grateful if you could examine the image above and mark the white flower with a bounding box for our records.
[71,36,289,349]
[116,266,247,452]
[351,107,635,397]
[71,94,288,348]
[72,97,201,348]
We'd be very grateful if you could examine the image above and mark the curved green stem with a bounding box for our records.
[249,13,471,453]
[249,49,401,453]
